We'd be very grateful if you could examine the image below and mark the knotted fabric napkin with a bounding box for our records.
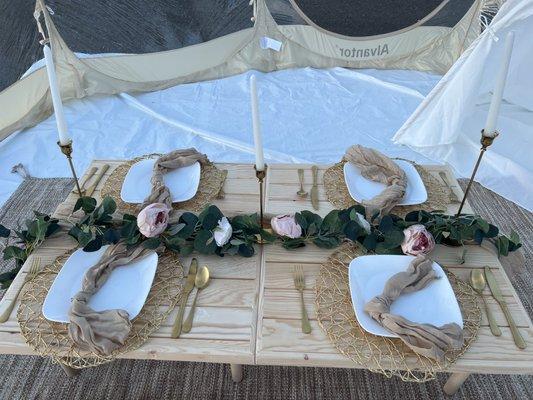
[363,256,464,362]
[344,145,407,218]
[142,148,209,209]
[68,243,154,355]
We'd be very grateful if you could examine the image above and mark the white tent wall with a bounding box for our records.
[393,0,533,211]
[0,0,488,142]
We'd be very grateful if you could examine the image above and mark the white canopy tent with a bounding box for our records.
[394,0,533,211]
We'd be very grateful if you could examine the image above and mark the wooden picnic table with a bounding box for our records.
[0,161,531,395]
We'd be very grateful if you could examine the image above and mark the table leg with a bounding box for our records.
[59,363,80,378]
[230,364,243,383]
[443,372,470,396]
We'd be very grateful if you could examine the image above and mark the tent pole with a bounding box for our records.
[456,130,497,216]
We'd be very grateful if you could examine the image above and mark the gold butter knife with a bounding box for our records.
[310,165,319,211]
[171,258,198,338]
[439,171,460,203]
[84,164,110,197]
[484,266,526,349]
[72,166,97,194]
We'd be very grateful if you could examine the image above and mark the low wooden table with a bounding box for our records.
[0,161,532,394]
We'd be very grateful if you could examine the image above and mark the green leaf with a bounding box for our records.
[121,221,138,239]
[83,235,103,252]
[509,230,521,246]
[497,236,509,256]
[167,223,186,236]
[259,229,277,243]
[0,224,10,238]
[362,234,378,251]
[321,210,341,234]
[177,213,199,238]
[404,211,420,222]
[343,220,362,241]
[3,246,26,261]
[193,230,217,254]
[103,228,121,244]
[237,244,255,257]
[198,205,223,230]
[382,229,404,249]
[73,196,97,214]
[143,237,161,249]
[294,213,308,231]
[101,196,117,215]
[313,236,340,249]
[378,215,394,232]
[485,224,499,238]
[231,214,261,234]
[281,238,306,249]
[476,218,490,234]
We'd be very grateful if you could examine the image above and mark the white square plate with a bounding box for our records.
[120,158,201,204]
[343,160,427,206]
[348,255,463,338]
[42,246,158,323]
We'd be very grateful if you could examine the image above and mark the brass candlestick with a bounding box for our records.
[456,130,498,216]
[255,165,267,229]
[58,140,83,197]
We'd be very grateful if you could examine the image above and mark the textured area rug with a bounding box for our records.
[0,178,531,400]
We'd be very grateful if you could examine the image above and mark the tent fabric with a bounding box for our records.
[393,0,533,211]
[0,67,441,207]
[0,0,492,142]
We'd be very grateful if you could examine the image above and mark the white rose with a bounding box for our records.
[213,217,233,247]
[355,212,371,234]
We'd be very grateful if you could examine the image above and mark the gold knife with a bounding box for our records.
[310,165,319,210]
[484,266,526,349]
[438,171,460,203]
[171,258,198,338]
[84,164,110,197]
[72,166,97,194]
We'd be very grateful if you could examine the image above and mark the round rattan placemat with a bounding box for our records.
[323,161,452,215]
[315,242,481,382]
[101,155,227,214]
[17,249,184,369]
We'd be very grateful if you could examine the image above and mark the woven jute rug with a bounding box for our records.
[0,177,531,399]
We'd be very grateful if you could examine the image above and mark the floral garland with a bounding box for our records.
[0,196,522,288]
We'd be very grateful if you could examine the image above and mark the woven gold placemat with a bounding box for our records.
[323,161,451,215]
[315,242,481,382]
[101,155,227,214]
[17,249,184,369]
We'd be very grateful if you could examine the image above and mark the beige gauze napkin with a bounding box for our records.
[363,256,464,362]
[344,145,407,218]
[142,148,209,209]
[68,243,154,355]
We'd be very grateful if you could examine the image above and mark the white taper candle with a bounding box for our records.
[43,43,70,145]
[250,74,265,171]
[483,32,514,137]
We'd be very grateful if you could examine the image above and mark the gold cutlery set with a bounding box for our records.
[0,257,41,323]
[296,166,319,211]
[72,164,110,196]
[470,266,526,349]
[171,258,210,338]
[293,265,311,334]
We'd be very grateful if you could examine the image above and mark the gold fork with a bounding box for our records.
[293,265,312,334]
[0,256,41,323]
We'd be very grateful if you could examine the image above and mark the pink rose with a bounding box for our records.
[137,203,170,237]
[401,224,435,256]
[271,214,302,239]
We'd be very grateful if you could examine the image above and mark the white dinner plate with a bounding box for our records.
[120,158,201,203]
[343,160,427,205]
[42,246,158,323]
[348,255,463,338]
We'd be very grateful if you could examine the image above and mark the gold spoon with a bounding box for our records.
[297,169,308,198]
[470,269,501,336]
[182,266,210,333]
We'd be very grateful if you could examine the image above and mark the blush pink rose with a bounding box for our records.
[401,224,435,256]
[137,203,171,237]
[271,214,302,239]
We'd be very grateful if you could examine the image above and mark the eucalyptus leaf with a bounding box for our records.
[83,235,103,252]
[0,224,10,238]
[73,196,97,214]
[143,237,161,249]
[3,246,26,261]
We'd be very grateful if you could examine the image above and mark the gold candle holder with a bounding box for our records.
[254,165,267,229]
[58,140,83,197]
[456,129,498,216]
